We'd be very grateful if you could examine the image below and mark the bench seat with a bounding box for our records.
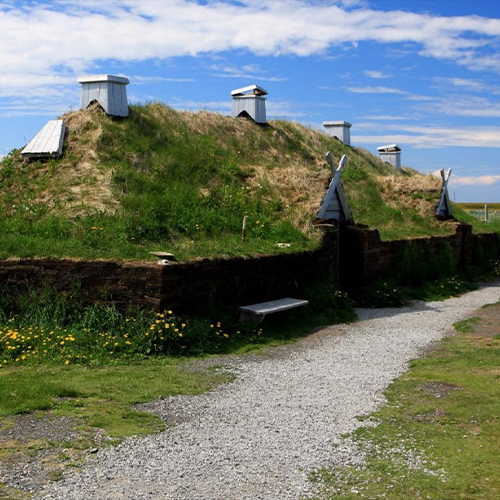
[239,297,309,323]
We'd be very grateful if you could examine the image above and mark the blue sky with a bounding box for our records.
[1,0,499,202]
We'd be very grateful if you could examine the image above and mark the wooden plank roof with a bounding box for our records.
[377,144,401,152]
[231,84,268,96]
[22,120,66,159]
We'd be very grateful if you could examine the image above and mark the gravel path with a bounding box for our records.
[35,282,500,500]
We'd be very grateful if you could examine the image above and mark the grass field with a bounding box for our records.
[457,203,500,211]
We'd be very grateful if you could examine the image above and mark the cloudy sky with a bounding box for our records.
[1,0,499,202]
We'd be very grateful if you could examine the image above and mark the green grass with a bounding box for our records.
[453,316,482,333]
[453,204,500,235]
[0,280,356,368]
[0,102,472,262]
[311,305,500,500]
[0,359,229,435]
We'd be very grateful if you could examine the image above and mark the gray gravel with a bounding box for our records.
[35,282,500,500]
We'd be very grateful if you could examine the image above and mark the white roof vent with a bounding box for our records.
[231,84,268,124]
[323,121,352,146]
[78,74,130,117]
[377,144,401,170]
[377,144,401,152]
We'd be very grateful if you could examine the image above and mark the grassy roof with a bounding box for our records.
[0,102,467,261]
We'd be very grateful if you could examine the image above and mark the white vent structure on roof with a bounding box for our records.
[78,74,130,117]
[231,84,268,124]
[22,120,66,159]
[323,121,352,146]
[377,144,401,170]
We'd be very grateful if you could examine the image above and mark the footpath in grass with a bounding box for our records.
[311,301,500,500]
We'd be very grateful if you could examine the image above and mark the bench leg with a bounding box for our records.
[239,310,266,324]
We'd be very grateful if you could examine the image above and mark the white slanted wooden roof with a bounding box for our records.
[231,84,268,96]
[377,144,401,152]
[22,120,66,159]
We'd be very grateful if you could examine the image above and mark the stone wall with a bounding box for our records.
[0,258,163,310]
[0,232,337,315]
[340,223,499,287]
[0,225,498,314]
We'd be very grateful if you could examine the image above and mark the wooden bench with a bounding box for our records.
[239,297,309,323]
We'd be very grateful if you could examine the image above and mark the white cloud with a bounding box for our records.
[132,76,196,84]
[207,63,287,82]
[1,0,500,117]
[364,70,392,79]
[362,115,411,121]
[1,1,499,80]
[450,175,500,187]
[431,77,486,92]
[418,95,500,118]
[354,124,500,149]
[345,86,407,94]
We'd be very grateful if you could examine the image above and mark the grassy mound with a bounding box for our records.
[0,102,466,261]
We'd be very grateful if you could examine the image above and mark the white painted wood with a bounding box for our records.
[239,298,309,322]
[231,84,268,96]
[379,151,401,170]
[78,74,130,117]
[232,95,267,124]
[316,153,353,223]
[231,84,268,124]
[323,121,352,146]
[377,144,401,170]
[22,120,66,158]
[436,168,453,218]
[377,144,401,152]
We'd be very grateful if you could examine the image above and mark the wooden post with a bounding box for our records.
[485,205,489,222]
[242,216,247,242]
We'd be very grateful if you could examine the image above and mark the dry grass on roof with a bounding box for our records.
[244,162,330,236]
[376,172,442,219]
[40,108,121,217]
